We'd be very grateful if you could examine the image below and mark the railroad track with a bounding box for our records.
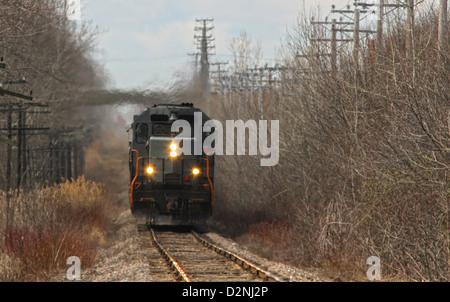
[138,226,284,282]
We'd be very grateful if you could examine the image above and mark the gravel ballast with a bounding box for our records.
[56,210,330,282]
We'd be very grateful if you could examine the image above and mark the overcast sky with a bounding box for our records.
[79,0,360,90]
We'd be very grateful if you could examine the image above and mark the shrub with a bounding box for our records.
[0,177,109,281]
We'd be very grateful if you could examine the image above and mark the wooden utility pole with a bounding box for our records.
[1,115,50,188]
[210,62,228,83]
[377,0,384,53]
[0,107,49,190]
[17,106,23,190]
[210,61,228,94]
[0,55,86,190]
[331,19,337,77]
[21,108,27,187]
[353,9,360,70]
[438,0,447,63]
[49,139,55,182]
[73,144,79,179]
[0,56,54,191]
[406,0,415,62]
[6,105,12,192]
[310,16,354,76]
[66,144,72,180]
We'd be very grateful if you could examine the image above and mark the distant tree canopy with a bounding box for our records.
[1,0,107,97]
[0,1,110,191]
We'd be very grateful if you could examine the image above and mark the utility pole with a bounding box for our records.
[310,14,355,76]
[438,0,447,64]
[406,0,415,62]
[21,108,27,187]
[331,19,337,77]
[73,144,79,179]
[6,105,12,193]
[377,0,384,53]
[357,1,417,58]
[66,143,72,180]
[194,18,215,94]
[211,61,228,82]
[210,61,228,93]
[0,57,36,191]
[0,59,11,193]
[353,9,360,70]
[0,55,84,190]
[17,105,23,190]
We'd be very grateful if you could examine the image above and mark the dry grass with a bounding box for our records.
[0,177,110,281]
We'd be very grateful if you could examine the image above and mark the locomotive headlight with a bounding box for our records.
[169,143,178,158]
[146,166,154,175]
[192,168,200,175]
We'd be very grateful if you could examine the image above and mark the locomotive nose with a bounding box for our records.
[130,104,213,226]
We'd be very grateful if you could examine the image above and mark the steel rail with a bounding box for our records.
[149,227,285,282]
[191,230,285,282]
[150,228,191,282]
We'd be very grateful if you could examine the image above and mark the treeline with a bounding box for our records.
[209,4,448,281]
[0,1,109,281]
[0,0,106,191]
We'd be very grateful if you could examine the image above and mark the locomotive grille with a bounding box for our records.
[164,173,181,185]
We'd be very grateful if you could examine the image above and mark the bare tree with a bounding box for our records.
[212,4,449,281]
[228,30,263,73]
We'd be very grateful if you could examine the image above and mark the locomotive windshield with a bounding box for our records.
[135,123,148,143]
[152,123,182,137]
[149,137,172,158]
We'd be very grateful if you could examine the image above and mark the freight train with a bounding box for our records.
[128,103,214,226]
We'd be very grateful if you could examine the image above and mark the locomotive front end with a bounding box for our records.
[129,104,214,226]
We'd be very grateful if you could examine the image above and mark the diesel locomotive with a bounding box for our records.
[128,103,214,226]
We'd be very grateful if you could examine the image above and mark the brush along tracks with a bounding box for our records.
[139,226,284,282]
